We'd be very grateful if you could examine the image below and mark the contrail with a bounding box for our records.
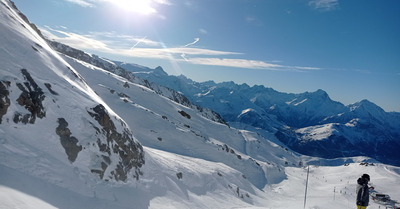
[130,36,147,50]
[184,38,200,47]
[180,53,189,62]
[181,38,200,62]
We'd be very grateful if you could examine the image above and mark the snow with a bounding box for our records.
[296,123,339,141]
[239,108,255,117]
[1,160,399,209]
[1,0,400,208]
[294,98,308,106]
[0,185,57,209]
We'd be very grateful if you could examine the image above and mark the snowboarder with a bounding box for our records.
[356,174,371,209]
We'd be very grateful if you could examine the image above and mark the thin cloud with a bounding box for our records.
[186,58,283,70]
[245,16,263,26]
[42,27,238,57]
[64,0,94,7]
[184,38,200,47]
[199,29,208,35]
[42,27,320,72]
[185,58,320,71]
[130,36,149,49]
[62,0,172,13]
[309,0,339,11]
[169,47,240,56]
[42,27,108,50]
[73,31,161,48]
[293,66,321,71]
[153,0,172,5]
[181,38,200,62]
[180,53,189,62]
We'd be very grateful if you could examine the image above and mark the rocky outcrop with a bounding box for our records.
[14,69,46,124]
[56,118,82,162]
[0,80,11,124]
[44,83,59,95]
[178,110,191,119]
[87,104,144,181]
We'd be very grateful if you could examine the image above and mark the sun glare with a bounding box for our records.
[112,0,156,15]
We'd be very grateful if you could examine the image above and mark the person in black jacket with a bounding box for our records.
[356,174,371,209]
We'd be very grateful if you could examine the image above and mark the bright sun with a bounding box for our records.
[112,0,156,15]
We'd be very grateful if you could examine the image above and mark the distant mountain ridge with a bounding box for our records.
[114,62,400,166]
[47,40,227,126]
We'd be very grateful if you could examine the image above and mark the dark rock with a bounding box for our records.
[178,110,191,119]
[44,83,59,95]
[123,82,130,88]
[176,172,183,179]
[87,104,144,181]
[56,118,82,162]
[0,81,11,124]
[14,69,46,124]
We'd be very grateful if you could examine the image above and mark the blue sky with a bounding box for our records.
[12,0,400,112]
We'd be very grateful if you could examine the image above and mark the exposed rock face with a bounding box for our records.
[87,104,144,181]
[0,81,11,124]
[14,69,46,124]
[178,110,191,119]
[56,118,82,162]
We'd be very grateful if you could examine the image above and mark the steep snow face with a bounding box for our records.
[0,0,144,184]
[46,29,305,191]
[296,123,339,141]
[61,54,302,189]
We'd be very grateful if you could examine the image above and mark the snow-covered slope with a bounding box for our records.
[2,155,400,209]
[1,1,400,208]
[0,1,289,208]
[61,48,305,188]
[0,0,145,183]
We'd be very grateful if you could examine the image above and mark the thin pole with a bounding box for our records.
[304,165,310,209]
[333,187,336,201]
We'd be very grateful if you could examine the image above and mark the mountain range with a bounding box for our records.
[47,40,400,166]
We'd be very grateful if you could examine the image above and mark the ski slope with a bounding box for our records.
[1,160,400,209]
[1,0,400,208]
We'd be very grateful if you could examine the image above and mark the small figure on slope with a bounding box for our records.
[356,174,374,209]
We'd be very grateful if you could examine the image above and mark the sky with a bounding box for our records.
[11,0,400,112]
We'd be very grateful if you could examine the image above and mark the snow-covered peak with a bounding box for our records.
[350,99,385,114]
